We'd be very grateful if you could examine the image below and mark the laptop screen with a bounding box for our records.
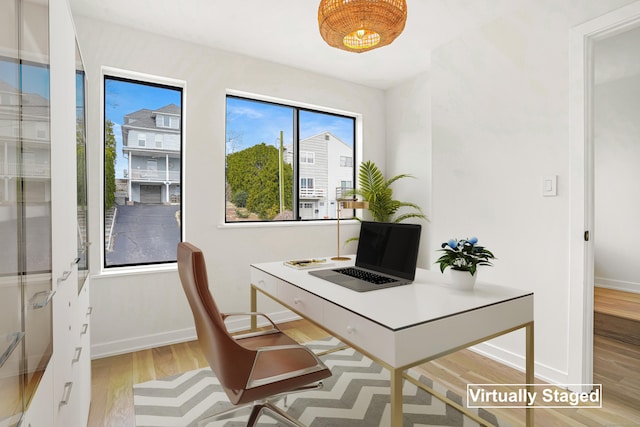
[355,221,422,280]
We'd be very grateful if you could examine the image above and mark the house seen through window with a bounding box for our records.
[225,95,356,222]
[103,75,183,268]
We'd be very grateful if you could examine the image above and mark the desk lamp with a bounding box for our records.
[332,198,369,261]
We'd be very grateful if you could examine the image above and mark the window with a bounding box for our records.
[340,156,353,167]
[225,95,356,222]
[301,151,315,164]
[104,75,183,268]
[301,177,314,189]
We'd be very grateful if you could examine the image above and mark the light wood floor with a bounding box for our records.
[594,287,640,322]
[88,320,640,427]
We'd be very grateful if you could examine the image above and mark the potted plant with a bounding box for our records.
[435,237,495,290]
[346,160,427,223]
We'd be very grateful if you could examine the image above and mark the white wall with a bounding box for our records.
[387,0,637,385]
[593,27,640,294]
[73,17,387,358]
[385,71,433,268]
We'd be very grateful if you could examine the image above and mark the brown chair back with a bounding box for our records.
[177,242,254,392]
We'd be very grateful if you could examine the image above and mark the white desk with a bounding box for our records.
[250,259,534,426]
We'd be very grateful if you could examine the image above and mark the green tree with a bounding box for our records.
[226,143,293,219]
[104,120,117,210]
[76,119,87,206]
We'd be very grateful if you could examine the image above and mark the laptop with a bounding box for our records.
[309,221,422,292]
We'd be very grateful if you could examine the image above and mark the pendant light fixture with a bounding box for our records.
[318,0,407,53]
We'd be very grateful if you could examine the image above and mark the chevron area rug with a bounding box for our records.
[133,337,510,427]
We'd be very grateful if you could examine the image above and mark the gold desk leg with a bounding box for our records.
[250,285,257,331]
[390,367,403,427]
[526,321,534,427]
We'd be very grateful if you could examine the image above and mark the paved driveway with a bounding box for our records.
[106,204,180,267]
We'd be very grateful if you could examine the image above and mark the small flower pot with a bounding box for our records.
[448,269,477,290]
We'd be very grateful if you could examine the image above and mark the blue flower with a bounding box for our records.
[468,237,478,245]
[447,239,458,249]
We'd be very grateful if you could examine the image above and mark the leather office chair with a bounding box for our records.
[177,242,331,426]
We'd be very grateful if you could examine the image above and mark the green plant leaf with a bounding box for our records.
[355,160,427,223]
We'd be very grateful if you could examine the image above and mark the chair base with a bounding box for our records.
[197,382,323,427]
[247,401,306,427]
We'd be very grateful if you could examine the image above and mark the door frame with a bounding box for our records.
[568,1,640,392]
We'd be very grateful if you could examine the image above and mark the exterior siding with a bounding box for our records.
[121,104,181,204]
[287,132,353,219]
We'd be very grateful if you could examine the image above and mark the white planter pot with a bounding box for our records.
[448,269,477,290]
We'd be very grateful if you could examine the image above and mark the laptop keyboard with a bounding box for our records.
[334,267,397,285]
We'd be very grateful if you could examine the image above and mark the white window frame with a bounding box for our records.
[100,66,187,275]
[223,89,363,227]
[301,151,315,164]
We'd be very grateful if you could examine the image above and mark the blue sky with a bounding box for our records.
[0,60,50,99]
[226,97,354,154]
[105,78,181,178]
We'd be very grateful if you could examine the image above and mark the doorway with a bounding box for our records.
[593,26,640,295]
[569,1,640,392]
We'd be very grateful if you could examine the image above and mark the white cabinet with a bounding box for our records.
[0,0,55,425]
[21,0,92,425]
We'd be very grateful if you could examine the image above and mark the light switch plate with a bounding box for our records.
[542,175,557,197]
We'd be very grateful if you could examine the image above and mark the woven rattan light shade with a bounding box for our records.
[318,0,407,53]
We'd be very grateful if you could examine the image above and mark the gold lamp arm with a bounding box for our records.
[331,199,368,261]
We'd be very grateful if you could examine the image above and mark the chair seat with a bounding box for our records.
[232,331,331,404]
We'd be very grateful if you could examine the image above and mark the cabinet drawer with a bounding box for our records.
[323,301,395,365]
[277,283,323,323]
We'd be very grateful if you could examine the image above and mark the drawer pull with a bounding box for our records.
[72,257,81,265]
[81,323,89,335]
[57,270,72,283]
[30,290,56,309]
[86,306,93,316]
[60,382,73,405]
[72,347,83,363]
[0,332,24,368]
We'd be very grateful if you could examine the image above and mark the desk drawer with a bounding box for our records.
[277,283,324,324]
[323,301,395,365]
[250,268,279,296]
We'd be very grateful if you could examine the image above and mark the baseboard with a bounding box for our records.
[91,327,197,360]
[90,310,302,359]
[595,277,640,294]
[470,342,569,386]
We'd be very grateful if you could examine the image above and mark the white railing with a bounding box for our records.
[299,188,326,199]
[0,162,50,178]
[129,169,180,182]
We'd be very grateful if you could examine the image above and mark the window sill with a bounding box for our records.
[93,262,177,279]
[218,218,362,230]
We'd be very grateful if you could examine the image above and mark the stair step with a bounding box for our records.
[594,312,640,346]
[594,287,640,346]
[594,287,640,322]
